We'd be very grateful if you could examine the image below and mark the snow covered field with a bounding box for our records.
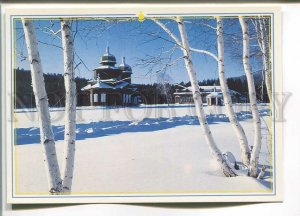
[14,104,272,195]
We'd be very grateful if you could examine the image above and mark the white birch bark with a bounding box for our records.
[61,20,76,193]
[257,165,266,179]
[216,17,250,166]
[239,16,262,177]
[258,18,272,102]
[22,19,62,193]
[175,17,237,177]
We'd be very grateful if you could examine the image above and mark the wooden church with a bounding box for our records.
[81,47,141,106]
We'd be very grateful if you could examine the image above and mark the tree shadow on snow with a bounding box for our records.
[15,109,270,145]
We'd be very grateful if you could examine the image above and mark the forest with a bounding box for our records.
[15,68,268,108]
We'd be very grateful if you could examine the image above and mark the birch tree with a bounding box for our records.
[239,16,262,177]
[22,19,63,193]
[253,17,272,102]
[153,17,237,177]
[215,17,251,166]
[153,17,251,167]
[61,19,76,193]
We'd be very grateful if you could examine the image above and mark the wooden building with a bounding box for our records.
[174,85,241,106]
[81,47,141,106]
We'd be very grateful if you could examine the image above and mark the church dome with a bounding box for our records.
[119,57,132,73]
[100,46,116,65]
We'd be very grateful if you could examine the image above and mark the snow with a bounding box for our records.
[186,85,222,92]
[206,92,222,98]
[14,104,272,194]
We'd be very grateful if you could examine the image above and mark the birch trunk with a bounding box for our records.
[176,17,236,177]
[258,18,272,102]
[216,17,250,166]
[61,20,76,193]
[22,19,62,193]
[239,17,262,177]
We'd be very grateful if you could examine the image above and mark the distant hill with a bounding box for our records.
[227,71,268,102]
[233,70,264,85]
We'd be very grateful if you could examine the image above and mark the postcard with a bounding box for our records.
[1,4,282,203]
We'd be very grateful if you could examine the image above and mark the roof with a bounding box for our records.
[87,78,119,85]
[174,92,193,95]
[206,92,223,98]
[81,83,93,91]
[100,46,117,65]
[94,65,120,70]
[114,81,129,89]
[81,80,129,91]
[81,82,112,91]
[199,86,222,92]
[176,85,222,92]
[99,78,119,83]
[119,57,132,72]
[175,85,241,96]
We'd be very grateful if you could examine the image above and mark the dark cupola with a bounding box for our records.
[119,57,132,84]
[94,46,122,80]
[100,46,117,65]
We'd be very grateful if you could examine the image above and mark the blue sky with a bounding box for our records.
[15,17,264,84]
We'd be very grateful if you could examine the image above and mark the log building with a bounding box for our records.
[81,47,141,106]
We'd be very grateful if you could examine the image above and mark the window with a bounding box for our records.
[101,93,106,103]
[94,94,98,103]
[123,94,127,103]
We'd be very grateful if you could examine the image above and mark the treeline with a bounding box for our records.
[15,68,88,108]
[135,83,177,104]
[15,68,268,108]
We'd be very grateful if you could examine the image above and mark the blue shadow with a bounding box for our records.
[15,109,270,145]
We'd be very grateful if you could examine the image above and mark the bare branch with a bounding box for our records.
[74,62,82,70]
[152,18,219,63]
[153,56,184,74]
[74,50,91,72]
[190,47,218,62]
[192,21,217,30]
[38,40,63,49]
[39,25,62,40]
[151,18,182,47]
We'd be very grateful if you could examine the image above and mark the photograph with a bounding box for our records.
[2,5,282,203]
